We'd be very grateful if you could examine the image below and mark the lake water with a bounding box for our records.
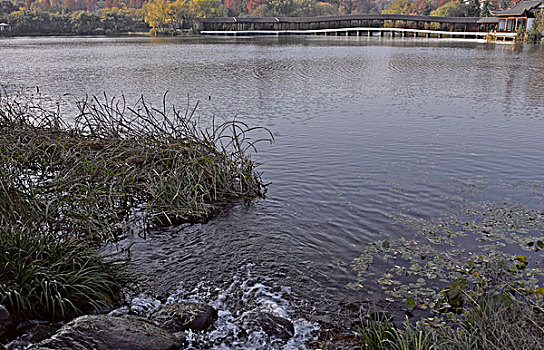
[1,35,544,348]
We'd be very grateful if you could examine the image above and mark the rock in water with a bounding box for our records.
[152,302,218,332]
[0,305,9,320]
[30,315,181,350]
[0,305,15,342]
[243,312,295,341]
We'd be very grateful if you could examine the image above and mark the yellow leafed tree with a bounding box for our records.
[144,0,174,32]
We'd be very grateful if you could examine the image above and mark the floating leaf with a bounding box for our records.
[515,255,528,269]
[406,297,416,311]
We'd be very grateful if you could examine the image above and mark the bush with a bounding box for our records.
[3,8,147,35]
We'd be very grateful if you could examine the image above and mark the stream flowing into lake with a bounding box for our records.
[2,36,544,348]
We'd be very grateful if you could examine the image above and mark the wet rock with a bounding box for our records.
[0,305,9,320]
[0,305,16,342]
[152,302,218,332]
[13,320,61,345]
[243,312,294,341]
[30,315,181,350]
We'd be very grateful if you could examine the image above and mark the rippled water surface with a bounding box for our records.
[2,35,544,347]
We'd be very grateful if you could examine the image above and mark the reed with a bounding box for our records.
[0,90,271,323]
[0,92,272,242]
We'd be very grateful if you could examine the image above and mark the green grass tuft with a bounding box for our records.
[0,223,131,321]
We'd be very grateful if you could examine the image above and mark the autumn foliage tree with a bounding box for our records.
[225,0,247,14]
[247,0,268,13]
[143,0,173,32]
[381,0,413,14]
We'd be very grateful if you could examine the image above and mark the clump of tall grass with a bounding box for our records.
[0,222,131,321]
[0,90,271,325]
[0,92,272,242]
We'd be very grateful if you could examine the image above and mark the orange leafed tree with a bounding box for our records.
[226,0,246,14]
[247,0,268,14]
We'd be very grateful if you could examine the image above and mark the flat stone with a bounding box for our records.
[30,315,181,350]
[152,302,218,332]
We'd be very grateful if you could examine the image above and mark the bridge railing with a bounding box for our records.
[199,14,498,33]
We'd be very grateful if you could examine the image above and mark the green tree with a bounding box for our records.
[479,0,490,16]
[70,10,100,34]
[170,0,189,28]
[381,0,413,15]
[467,0,479,16]
[430,1,469,17]
[190,0,226,17]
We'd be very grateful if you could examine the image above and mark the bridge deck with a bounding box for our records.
[199,14,501,38]
[201,27,516,41]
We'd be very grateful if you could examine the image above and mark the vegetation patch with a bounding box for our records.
[0,91,271,242]
[356,292,544,350]
[347,201,544,349]
[0,91,270,328]
[0,223,131,321]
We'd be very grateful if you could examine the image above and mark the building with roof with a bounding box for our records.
[491,0,544,32]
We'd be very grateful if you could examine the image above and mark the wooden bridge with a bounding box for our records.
[200,14,515,41]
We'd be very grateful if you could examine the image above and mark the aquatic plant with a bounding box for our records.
[0,91,272,242]
[349,200,544,349]
[355,289,544,350]
[0,223,131,321]
[355,256,544,349]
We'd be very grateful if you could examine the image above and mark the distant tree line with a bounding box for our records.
[0,0,533,36]
[0,1,148,34]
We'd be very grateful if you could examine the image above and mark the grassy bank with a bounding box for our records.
[0,91,271,324]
